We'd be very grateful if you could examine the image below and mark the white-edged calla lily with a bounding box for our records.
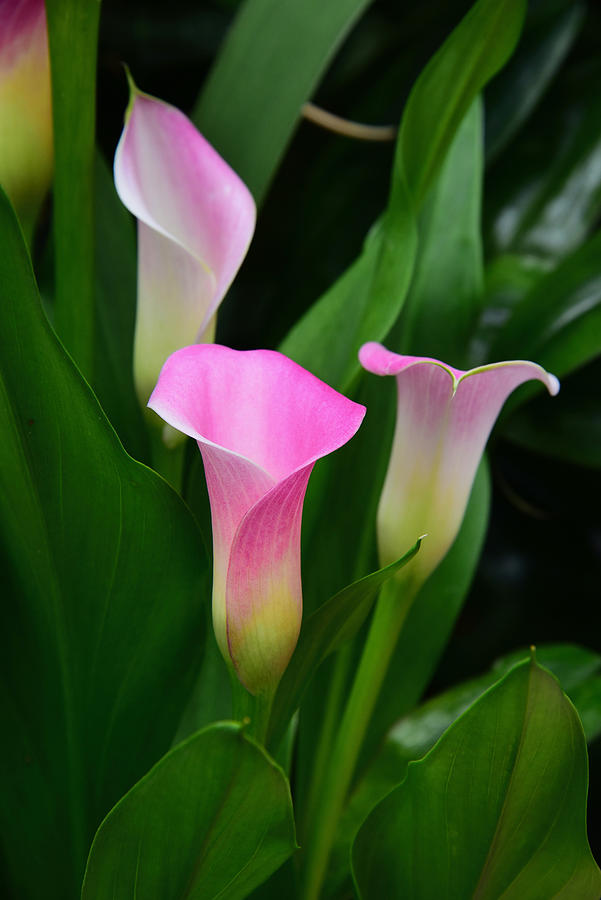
[114,77,256,411]
[359,342,559,584]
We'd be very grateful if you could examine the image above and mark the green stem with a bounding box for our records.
[230,670,274,745]
[301,576,417,900]
[299,643,353,842]
[46,0,101,381]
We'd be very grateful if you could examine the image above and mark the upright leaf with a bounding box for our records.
[0,190,208,899]
[82,723,297,900]
[45,0,101,378]
[397,97,484,367]
[193,0,374,202]
[281,0,527,392]
[353,659,601,899]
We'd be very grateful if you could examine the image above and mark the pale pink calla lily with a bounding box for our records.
[149,345,366,694]
[114,81,256,408]
[0,0,52,235]
[359,342,559,583]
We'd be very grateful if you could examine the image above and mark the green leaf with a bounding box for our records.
[0,189,208,899]
[387,643,601,781]
[485,1,585,161]
[397,97,484,367]
[82,723,297,900]
[398,0,526,210]
[467,254,551,367]
[331,643,601,894]
[193,0,374,203]
[490,229,601,382]
[267,538,423,750]
[92,152,148,461]
[357,457,491,772]
[281,0,526,393]
[46,0,101,379]
[485,59,601,262]
[352,658,601,899]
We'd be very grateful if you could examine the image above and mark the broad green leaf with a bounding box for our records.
[193,0,373,202]
[485,59,601,262]
[46,0,101,379]
[352,658,601,899]
[0,189,208,899]
[266,538,423,751]
[82,723,297,900]
[485,1,585,161]
[357,457,491,772]
[397,97,484,368]
[281,0,526,392]
[387,643,601,779]
[92,153,148,462]
[328,642,601,897]
[490,229,601,383]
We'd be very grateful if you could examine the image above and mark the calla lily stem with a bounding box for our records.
[301,575,417,900]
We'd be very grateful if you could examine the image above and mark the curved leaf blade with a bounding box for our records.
[281,0,526,392]
[352,658,601,900]
[82,723,297,900]
[193,0,373,203]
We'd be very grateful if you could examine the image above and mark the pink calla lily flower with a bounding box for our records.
[114,81,256,408]
[149,344,366,694]
[359,342,559,583]
[0,0,53,235]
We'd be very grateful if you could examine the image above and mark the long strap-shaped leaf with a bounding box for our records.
[193,0,373,203]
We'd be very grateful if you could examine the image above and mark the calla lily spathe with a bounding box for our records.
[149,345,366,694]
[0,0,53,235]
[359,343,559,583]
[114,83,256,408]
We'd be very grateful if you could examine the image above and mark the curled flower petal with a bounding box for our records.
[359,342,559,583]
[0,0,52,233]
[114,85,256,405]
[149,344,366,693]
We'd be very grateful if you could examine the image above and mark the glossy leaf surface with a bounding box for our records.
[353,658,601,899]
[82,723,297,900]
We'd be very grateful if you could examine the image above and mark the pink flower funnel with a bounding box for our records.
[0,0,53,234]
[359,343,559,583]
[114,81,256,408]
[149,345,366,694]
